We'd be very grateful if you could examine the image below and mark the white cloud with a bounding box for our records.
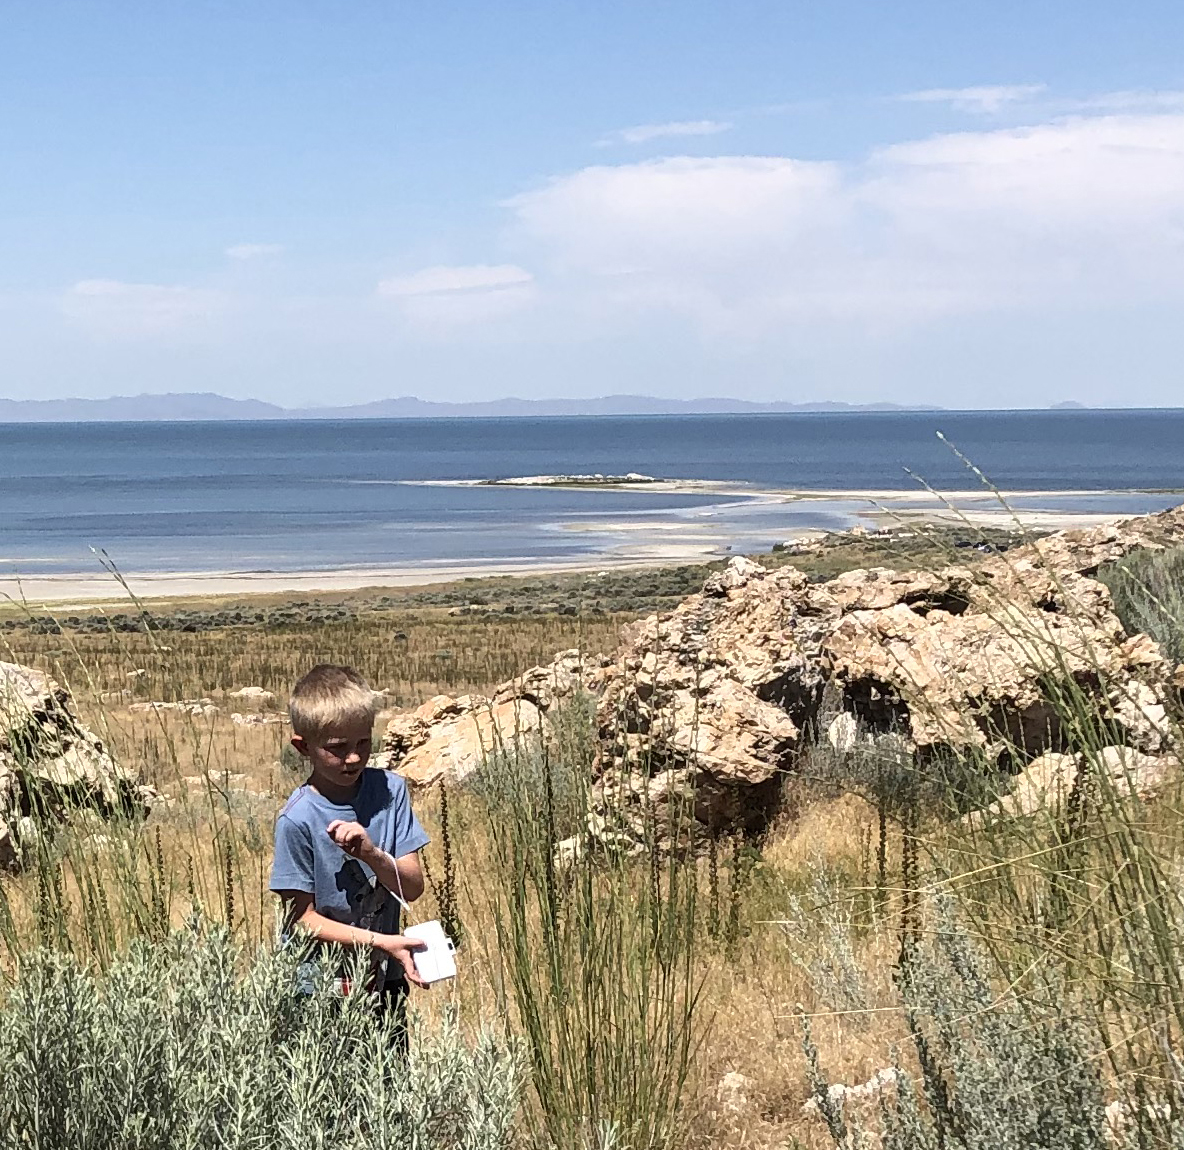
[598,119,733,147]
[506,112,1184,335]
[377,264,536,329]
[377,264,533,297]
[225,243,285,260]
[63,279,226,339]
[509,156,843,289]
[37,101,1184,407]
[1066,89,1184,113]
[898,84,1047,114]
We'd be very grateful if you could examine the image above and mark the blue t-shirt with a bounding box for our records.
[270,768,430,952]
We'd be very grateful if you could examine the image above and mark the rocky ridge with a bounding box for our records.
[377,505,1184,838]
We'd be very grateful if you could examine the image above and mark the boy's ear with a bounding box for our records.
[290,734,312,759]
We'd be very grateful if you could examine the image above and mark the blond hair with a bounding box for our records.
[288,664,379,740]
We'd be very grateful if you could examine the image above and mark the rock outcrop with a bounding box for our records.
[0,661,151,866]
[377,693,545,787]
[376,650,610,787]
[378,505,1184,837]
[590,506,1184,839]
[969,745,1179,824]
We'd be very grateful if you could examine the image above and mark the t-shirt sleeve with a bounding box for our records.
[387,774,431,858]
[270,814,316,893]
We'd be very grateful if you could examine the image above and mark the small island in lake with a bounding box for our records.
[480,472,659,487]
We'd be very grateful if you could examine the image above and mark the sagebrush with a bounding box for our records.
[0,923,523,1150]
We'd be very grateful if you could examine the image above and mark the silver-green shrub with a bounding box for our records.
[0,923,523,1150]
[803,902,1180,1150]
[1098,544,1184,664]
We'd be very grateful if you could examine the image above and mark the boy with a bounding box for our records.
[270,664,430,1027]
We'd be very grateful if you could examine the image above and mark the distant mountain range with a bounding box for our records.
[0,392,944,422]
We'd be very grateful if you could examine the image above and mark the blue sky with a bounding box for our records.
[3,2,1183,408]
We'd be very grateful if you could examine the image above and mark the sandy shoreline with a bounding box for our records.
[2,487,1174,608]
[0,550,720,610]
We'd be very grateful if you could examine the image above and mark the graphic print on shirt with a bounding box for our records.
[335,857,394,932]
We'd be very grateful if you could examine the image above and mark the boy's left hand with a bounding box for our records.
[326,819,376,861]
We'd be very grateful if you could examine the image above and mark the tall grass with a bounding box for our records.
[0,606,624,966]
[1,613,718,1149]
[471,694,704,1150]
[3,520,1184,1147]
[936,543,1184,1108]
[935,727,1184,1122]
[0,707,280,967]
[794,521,1184,1147]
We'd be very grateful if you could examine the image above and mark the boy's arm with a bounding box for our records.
[278,890,427,987]
[326,820,425,902]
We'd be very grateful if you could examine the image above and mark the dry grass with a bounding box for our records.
[685,795,909,1148]
[5,610,626,708]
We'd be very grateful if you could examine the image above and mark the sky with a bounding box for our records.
[2,1,1183,409]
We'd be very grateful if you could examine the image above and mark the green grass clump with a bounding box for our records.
[473,697,703,1150]
[1099,544,1184,663]
[0,923,523,1150]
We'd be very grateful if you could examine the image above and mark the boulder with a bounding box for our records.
[0,661,151,865]
[378,650,608,787]
[1096,744,1177,796]
[128,699,218,716]
[970,746,1178,825]
[801,1067,900,1120]
[376,694,544,788]
[715,1071,757,1115]
[228,686,278,706]
[827,712,859,754]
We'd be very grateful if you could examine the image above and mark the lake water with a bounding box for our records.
[1,411,1181,575]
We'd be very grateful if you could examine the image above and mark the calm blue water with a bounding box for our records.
[1,411,1181,574]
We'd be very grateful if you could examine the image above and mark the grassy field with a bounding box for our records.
[3,526,1183,1148]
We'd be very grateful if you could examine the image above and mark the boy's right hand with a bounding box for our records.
[374,933,429,988]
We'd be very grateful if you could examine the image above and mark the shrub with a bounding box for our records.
[0,924,523,1150]
[1099,544,1184,664]
[800,895,1184,1149]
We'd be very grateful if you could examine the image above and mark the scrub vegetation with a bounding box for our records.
[2,525,1183,1149]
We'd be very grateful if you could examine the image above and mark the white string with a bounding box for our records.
[388,852,415,923]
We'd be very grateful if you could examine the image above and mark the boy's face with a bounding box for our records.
[291,719,373,793]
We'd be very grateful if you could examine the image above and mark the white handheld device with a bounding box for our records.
[404,919,457,984]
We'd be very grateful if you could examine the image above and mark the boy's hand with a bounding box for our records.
[326,819,376,861]
[374,933,429,988]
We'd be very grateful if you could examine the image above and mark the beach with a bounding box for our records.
[0,485,1157,607]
